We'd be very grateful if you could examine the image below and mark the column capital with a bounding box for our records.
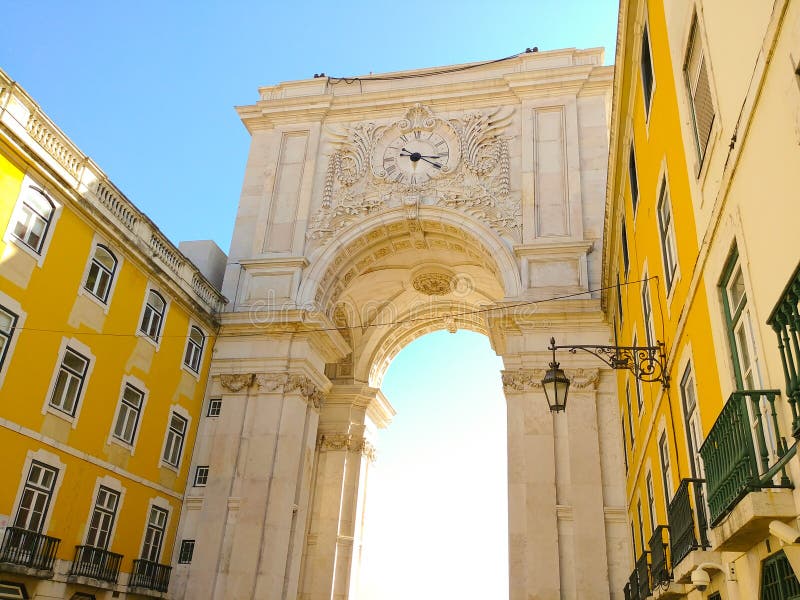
[217,372,326,408]
[501,368,546,394]
[317,433,376,462]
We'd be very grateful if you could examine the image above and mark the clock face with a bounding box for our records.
[380,130,453,186]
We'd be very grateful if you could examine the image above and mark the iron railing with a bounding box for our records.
[648,525,670,588]
[768,264,800,438]
[69,545,123,583]
[0,526,60,572]
[627,568,639,600]
[129,558,171,593]
[667,478,710,567]
[635,551,651,600]
[699,390,790,525]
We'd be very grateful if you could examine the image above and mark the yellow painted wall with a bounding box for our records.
[0,141,214,571]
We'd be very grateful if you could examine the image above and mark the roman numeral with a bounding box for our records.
[413,130,421,140]
[399,134,409,142]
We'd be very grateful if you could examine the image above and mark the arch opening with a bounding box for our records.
[356,329,509,600]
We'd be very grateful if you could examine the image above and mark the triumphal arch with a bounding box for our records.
[173,48,629,599]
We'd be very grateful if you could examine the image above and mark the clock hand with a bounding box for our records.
[419,156,442,169]
[399,149,441,159]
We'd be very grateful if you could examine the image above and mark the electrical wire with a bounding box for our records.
[12,276,657,339]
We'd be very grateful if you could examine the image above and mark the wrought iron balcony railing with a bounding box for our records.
[768,264,800,438]
[699,390,791,525]
[0,526,60,572]
[69,545,123,583]
[648,525,670,589]
[635,551,651,600]
[667,478,710,567]
[627,569,639,600]
[129,558,172,593]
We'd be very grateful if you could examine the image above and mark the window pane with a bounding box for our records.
[728,267,746,314]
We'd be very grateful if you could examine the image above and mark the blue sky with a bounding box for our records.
[3,2,619,595]
[3,0,618,253]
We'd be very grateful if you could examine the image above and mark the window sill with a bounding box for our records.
[77,286,111,315]
[136,330,161,352]
[3,234,46,267]
[108,434,136,455]
[180,362,201,381]
[159,461,180,474]
[44,405,78,428]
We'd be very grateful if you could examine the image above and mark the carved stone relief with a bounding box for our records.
[219,373,255,392]
[308,103,519,244]
[219,373,324,407]
[501,367,600,394]
[318,433,376,461]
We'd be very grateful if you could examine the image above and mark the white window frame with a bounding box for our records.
[138,498,171,563]
[193,466,209,487]
[646,469,657,534]
[178,539,195,564]
[656,174,679,292]
[629,143,640,214]
[641,273,656,348]
[42,337,95,426]
[683,12,717,171]
[137,286,168,348]
[160,405,191,471]
[9,450,65,536]
[3,175,62,266]
[81,476,126,552]
[85,486,121,550]
[181,323,206,377]
[640,17,656,123]
[0,291,25,390]
[207,398,222,417]
[79,238,123,310]
[658,428,674,512]
[108,376,149,453]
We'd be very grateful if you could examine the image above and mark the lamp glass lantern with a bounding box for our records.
[541,345,570,412]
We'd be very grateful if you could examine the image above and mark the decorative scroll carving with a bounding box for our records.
[565,368,601,390]
[219,373,255,392]
[501,369,546,393]
[318,433,376,461]
[255,373,324,408]
[308,104,519,244]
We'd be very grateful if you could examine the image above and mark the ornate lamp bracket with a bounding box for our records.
[547,337,670,388]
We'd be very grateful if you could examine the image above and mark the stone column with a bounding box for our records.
[502,368,561,600]
[298,383,393,600]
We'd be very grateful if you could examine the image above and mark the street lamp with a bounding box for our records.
[542,336,669,412]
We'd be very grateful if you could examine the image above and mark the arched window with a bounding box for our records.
[84,244,118,302]
[183,326,205,373]
[12,186,55,253]
[140,290,166,342]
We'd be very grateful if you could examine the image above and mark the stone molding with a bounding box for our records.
[317,433,376,461]
[219,373,255,392]
[218,372,325,408]
[501,367,600,393]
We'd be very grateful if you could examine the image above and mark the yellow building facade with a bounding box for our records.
[607,0,800,598]
[0,70,225,599]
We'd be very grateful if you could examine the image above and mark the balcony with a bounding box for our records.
[699,390,796,549]
[0,526,60,576]
[68,545,123,584]
[648,525,670,589]
[129,558,172,594]
[624,552,651,600]
[667,479,710,568]
[768,264,800,438]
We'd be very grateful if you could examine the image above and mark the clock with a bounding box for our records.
[375,127,459,186]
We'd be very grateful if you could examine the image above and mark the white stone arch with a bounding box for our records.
[298,205,523,311]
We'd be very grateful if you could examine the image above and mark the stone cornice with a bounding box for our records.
[501,367,600,394]
[218,372,325,408]
[317,433,376,461]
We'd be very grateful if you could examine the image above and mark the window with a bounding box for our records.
[178,540,195,564]
[684,15,715,166]
[642,277,655,347]
[11,185,55,254]
[641,21,655,117]
[646,471,656,533]
[626,382,635,447]
[207,399,222,417]
[193,466,209,487]
[721,250,762,389]
[633,334,643,415]
[621,418,628,472]
[0,582,27,600]
[141,506,168,562]
[84,245,117,303]
[162,412,188,468]
[616,274,624,325]
[183,326,205,373]
[86,487,119,549]
[621,221,630,276]
[0,305,19,370]
[636,499,645,551]
[761,551,800,600]
[657,179,678,290]
[680,363,704,478]
[658,432,673,506]
[14,461,58,532]
[113,384,144,445]
[629,145,639,212]
[140,290,166,342]
[49,347,89,417]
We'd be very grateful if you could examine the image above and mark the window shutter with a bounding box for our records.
[693,57,715,159]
